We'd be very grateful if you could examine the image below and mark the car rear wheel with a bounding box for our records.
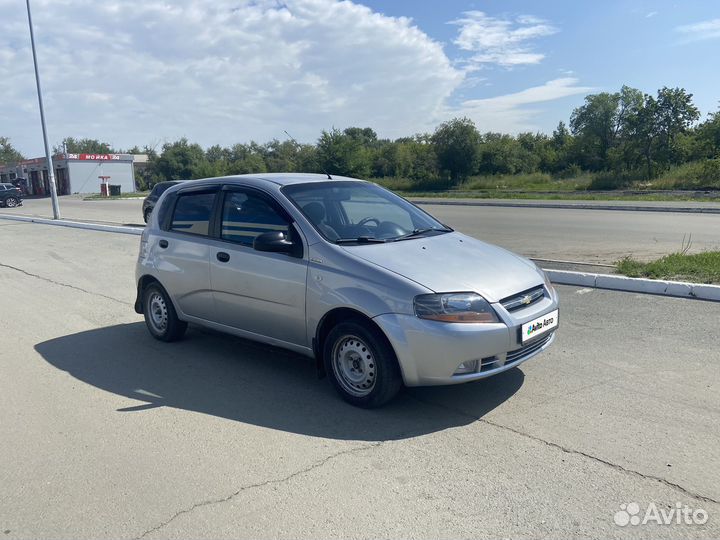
[4,197,18,208]
[143,283,187,342]
[324,320,403,408]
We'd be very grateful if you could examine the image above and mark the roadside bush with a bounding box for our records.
[554,164,583,179]
[700,159,720,187]
[371,177,414,191]
[409,176,455,191]
[463,172,553,191]
[652,159,720,190]
[588,171,636,190]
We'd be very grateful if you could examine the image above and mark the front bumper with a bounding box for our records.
[373,295,559,386]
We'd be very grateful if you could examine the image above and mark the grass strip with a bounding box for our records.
[617,252,720,284]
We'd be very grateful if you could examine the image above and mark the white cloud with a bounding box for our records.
[0,1,590,156]
[451,11,558,67]
[645,11,658,19]
[454,78,594,133]
[675,18,720,41]
[0,0,462,154]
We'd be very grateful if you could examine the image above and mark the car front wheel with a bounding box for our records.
[324,320,403,408]
[142,283,187,342]
[4,197,18,208]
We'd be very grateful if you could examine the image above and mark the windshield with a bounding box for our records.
[282,181,451,243]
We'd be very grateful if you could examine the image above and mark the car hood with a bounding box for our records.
[340,232,543,303]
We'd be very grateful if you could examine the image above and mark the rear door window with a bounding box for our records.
[170,192,216,236]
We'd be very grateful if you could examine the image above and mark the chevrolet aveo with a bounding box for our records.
[135,174,559,407]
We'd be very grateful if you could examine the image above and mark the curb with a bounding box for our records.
[545,269,720,302]
[410,199,720,214]
[0,214,144,236]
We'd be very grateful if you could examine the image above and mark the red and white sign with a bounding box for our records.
[65,153,122,161]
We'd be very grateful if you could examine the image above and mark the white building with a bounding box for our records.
[0,153,147,195]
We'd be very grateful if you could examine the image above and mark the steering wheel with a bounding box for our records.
[357,217,381,227]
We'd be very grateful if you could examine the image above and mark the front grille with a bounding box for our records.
[500,285,545,312]
[506,332,553,364]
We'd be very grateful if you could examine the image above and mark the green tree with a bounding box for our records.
[477,133,526,175]
[431,117,480,182]
[653,87,700,166]
[570,92,621,170]
[694,108,720,158]
[619,87,699,178]
[343,127,379,147]
[515,132,546,172]
[0,137,24,164]
[153,138,209,181]
[608,86,645,172]
[549,121,573,172]
[53,137,115,154]
[316,128,372,178]
[261,139,317,173]
[205,144,231,168]
[225,142,267,175]
[373,136,439,182]
[127,145,161,190]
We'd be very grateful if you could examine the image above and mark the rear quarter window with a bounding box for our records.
[170,192,216,236]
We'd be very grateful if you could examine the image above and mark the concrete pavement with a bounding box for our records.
[0,221,718,539]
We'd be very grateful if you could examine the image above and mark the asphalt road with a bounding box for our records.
[4,195,720,263]
[0,220,718,539]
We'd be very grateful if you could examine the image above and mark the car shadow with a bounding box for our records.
[35,322,524,441]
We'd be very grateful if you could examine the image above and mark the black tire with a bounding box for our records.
[4,197,18,208]
[142,283,187,342]
[323,320,403,408]
[143,208,151,223]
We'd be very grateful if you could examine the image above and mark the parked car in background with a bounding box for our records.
[134,173,559,407]
[0,183,23,208]
[142,181,185,223]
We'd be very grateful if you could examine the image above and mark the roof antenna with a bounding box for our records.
[283,130,332,179]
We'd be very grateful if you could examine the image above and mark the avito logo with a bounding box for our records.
[614,502,708,527]
[527,316,554,336]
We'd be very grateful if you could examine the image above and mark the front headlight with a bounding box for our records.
[414,292,499,323]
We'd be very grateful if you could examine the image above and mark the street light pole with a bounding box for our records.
[26,0,60,219]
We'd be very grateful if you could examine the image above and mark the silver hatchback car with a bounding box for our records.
[135,174,559,407]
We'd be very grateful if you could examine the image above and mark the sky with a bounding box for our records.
[1,0,719,157]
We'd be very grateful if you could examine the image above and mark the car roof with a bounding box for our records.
[177,173,364,189]
[155,180,185,187]
[247,173,362,186]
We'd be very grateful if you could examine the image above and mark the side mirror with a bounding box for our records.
[253,231,295,254]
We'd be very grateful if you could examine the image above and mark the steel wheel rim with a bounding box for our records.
[148,292,168,333]
[6,198,17,207]
[332,335,377,397]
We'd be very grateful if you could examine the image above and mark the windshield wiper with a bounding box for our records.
[391,227,453,241]
[335,236,388,244]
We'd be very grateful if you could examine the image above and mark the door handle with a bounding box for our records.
[216,252,230,263]
[159,239,168,248]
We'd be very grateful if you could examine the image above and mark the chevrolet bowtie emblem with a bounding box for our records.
[521,294,533,305]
